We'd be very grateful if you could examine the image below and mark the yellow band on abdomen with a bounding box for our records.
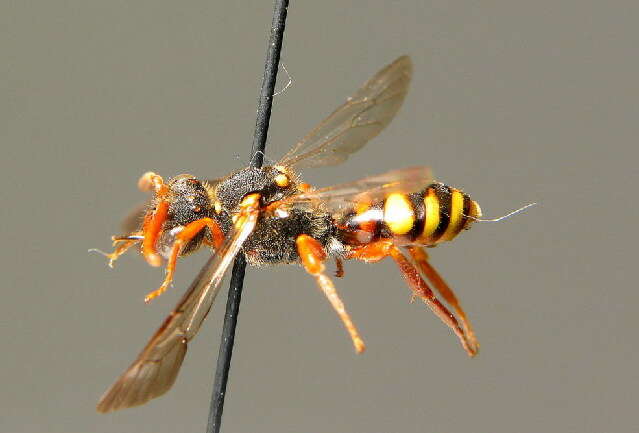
[440,189,464,241]
[422,189,440,240]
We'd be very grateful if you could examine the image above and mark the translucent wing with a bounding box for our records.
[273,166,432,215]
[120,201,149,234]
[277,56,412,169]
[96,205,259,413]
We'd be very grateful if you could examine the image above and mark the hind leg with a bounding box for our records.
[389,246,478,356]
[407,246,479,354]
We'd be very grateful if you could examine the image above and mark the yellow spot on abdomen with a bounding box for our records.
[422,190,440,240]
[384,193,415,235]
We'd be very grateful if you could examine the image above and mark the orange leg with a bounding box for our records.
[334,258,345,278]
[139,172,170,268]
[144,217,224,303]
[106,234,143,267]
[407,246,479,354]
[389,246,478,357]
[90,234,142,268]
[348,240,394,263]
[296,234,365,353]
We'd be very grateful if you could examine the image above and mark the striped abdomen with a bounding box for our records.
[338,183,482,247]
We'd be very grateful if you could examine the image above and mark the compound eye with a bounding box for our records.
[274,173,290,188]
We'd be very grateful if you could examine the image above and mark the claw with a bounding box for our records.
[89,248,115,267]
[144,282,169,303]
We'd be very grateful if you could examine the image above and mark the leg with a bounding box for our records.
[144,217,224,303]
[296,234,366,353]
[107,234,143,267]
[348,240,394,263]
[89,234,142,268]
[407,246,478,353]
[389,246,478,357]
[139,172,170,268]
[334,258,345,278]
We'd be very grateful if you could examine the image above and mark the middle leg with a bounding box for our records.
[296,234,365,353]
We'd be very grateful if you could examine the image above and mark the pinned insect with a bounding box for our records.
[95,56,519,412]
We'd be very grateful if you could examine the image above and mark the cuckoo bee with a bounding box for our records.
[96,56,486,413]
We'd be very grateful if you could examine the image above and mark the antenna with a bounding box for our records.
[468,202,537,222]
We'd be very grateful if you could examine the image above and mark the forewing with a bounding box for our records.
[275,166,432,215]
[96,207,259,413]
[278,56,412,169]
[120,201,149,234]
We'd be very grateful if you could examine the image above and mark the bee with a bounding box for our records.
[96,56,485,413]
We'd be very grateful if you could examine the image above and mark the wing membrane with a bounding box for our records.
[278,56,412,169]
[273,166,432,215]
[120,201,149,234]
[97,205,259,413]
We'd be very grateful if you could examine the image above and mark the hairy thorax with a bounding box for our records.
[213,166,335,266]
[243,208,334,266]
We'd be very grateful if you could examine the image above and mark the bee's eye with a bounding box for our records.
[274,173,290,188]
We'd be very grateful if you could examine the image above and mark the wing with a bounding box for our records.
[272,166,433,215]
[277,56,412,169]
[96,204,259,413]
[120,201,149,234]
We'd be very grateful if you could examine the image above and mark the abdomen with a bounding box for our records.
[337,183,482,247]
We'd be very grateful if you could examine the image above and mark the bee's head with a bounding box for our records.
[163,174,212,228]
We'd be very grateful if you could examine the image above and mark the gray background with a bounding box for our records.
[2,1,637,432]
